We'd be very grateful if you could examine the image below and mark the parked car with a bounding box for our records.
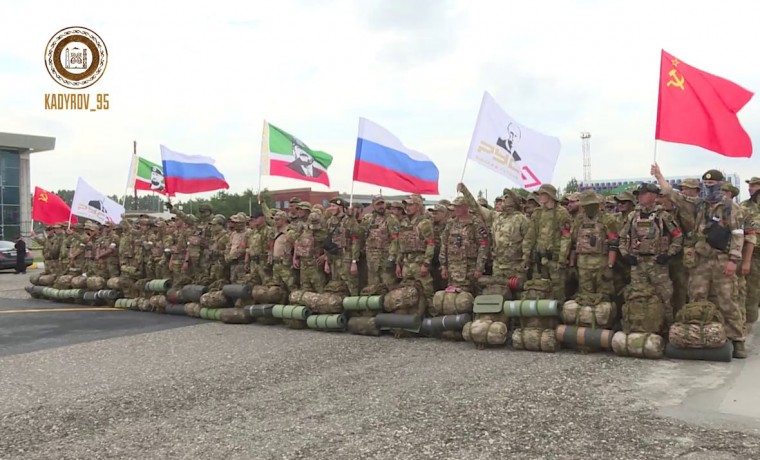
[0,240,34,271]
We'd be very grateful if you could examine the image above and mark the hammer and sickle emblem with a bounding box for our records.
[666,69,685,90]
[39,192,49,202]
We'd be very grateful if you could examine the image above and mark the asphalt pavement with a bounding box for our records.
[0,270,758,460]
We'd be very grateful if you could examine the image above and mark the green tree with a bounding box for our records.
[563,177,579,195]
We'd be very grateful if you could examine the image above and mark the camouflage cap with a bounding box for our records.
[402,194,424,205]
[289,197,301,205]
[615,191,636,203]
[273,210,289,220]
[371,194,385,205]
[229,213,247,223]
[477,197,490,208]
[537,184,558,201]
[525,193,539,204]
[568,192,580,202]
[721,182,740,197]
[428,204,448,213]
[73,222,85,230]
[452,196,468,206]
[745,176,760,186]
[308,211,323,224]
[438,199,452,207]
[494,195,504,202]
[296,202,312,211]
[579,190,602,206]
[676,178,700,190]
[604,195,617,205]
[389,201,404,209]
[501,189,520,206]
[702,169,724,181]
[52,223,63,229]
[198,202,213,213]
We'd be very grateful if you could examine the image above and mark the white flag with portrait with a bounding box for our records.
[466,91,561,190]
[71,177,124,224]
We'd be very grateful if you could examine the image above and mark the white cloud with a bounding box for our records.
[1,0,759,202]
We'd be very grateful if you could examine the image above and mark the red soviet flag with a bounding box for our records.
[656,49,754,158]
[32,187,77,225]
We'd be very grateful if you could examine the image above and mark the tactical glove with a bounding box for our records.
[656,254,670,265]
[623,255,638,266]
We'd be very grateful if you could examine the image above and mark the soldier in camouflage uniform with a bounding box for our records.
[82,222,100,276]
[389,201,407,225]
[225,213,250,284]
[269,210,297,293]
[571,191,619,298]
[204,214,229,289]
[741,176,760,334]
[293,211,328,292]
[167,217,191,287]
[619,183,683,325]
[440,194,489,293]
[396,194,436,308]
[65,223,88,275]
[245,210,270,286]
[490,189,530,282]
[522,184,573,302]
[95,223,120,279]
[325,198,361,295]
[523,193,539,218]
[31,225,61,275]
[427,203,448,291]
[362,195,400,291]
[723,182,758,337]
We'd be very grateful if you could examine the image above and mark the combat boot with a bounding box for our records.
[732,341,747,359]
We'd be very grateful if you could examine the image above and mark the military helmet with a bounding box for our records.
[212,214,227,226]
[525,193,539,204]
[198,202,213,213]
[579,190,602,206]
[537,184,558,201]
[614,191,636,203]
[721,182,740,197]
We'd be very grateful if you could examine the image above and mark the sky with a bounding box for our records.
[2,0,760,202]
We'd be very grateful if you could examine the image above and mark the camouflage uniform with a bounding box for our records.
[489,191,530,281]
[440,196,489,293]
[362,197,400,290]
[207,215,230,289]
[572,191,619,298]
[689,196,746,345]
[97,225,120,279]
[619,187,683,324]
[612,191,637,305]
[245,214,271,286]
[325,199,361,296]
[740,182,760,331]
[225,213,250,284]
[167,221,191,287]
[82,223,99,275]
[397,194,436,308]
[522,184,573,302]
[66,224,88,275]
[294,211,327,292]
[269,210,298,293]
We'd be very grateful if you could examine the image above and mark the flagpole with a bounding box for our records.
[653,139,658,163]
[123,146,135,207]
[258,119,267,196]
[349,181,355,207]
[132,141,139,211]
[459,157,469,184]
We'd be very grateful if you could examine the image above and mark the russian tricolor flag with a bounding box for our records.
[160,145,230,195]
[353,118,439,194]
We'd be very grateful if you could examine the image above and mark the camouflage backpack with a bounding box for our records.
[675,301,725,325]
[621,284,665,334]
[521,279,553,300]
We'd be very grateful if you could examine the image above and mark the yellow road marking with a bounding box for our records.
[0,307,126,314]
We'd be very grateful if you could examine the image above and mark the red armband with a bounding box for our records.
[351,236,359,241]
[670,228,681,238]
[479,241,488,246]
[561,227,571,236]
[425,239,436,244]
[607,232,618,240]
[746,229,757,235]
[391,234,399,239]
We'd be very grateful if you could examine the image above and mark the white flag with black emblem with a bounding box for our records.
[71,177,125,224]
[466,91,561,190]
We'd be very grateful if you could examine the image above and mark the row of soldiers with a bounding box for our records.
[31,166,757,358]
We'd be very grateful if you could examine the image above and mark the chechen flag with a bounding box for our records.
[32,187,77,225]
[656,50,754,158]
[260,121,333,187]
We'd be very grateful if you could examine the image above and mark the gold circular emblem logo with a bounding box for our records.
[44,27,108,90]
